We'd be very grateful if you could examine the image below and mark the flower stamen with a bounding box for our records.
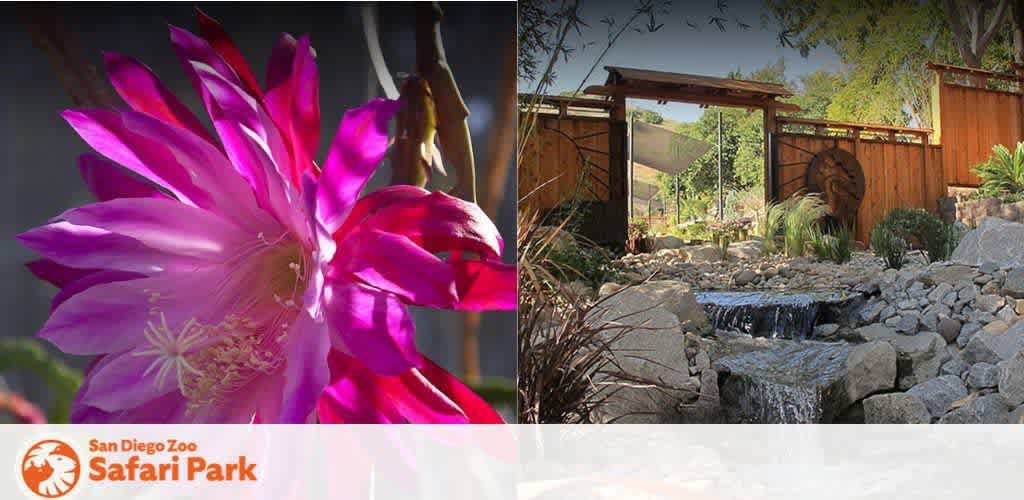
[133,313,206,394]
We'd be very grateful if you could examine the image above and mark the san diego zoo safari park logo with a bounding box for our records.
[18,437,257,498]
[20,440,81,498]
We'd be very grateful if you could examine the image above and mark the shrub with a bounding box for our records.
[626,219,650,254]
[884,208,960,262]
[546,239,620,288]
[810,224,854,264]
[871,219,907,269]
[760,198,793,254]
[782,194,828,257]
[972,142,1024,198]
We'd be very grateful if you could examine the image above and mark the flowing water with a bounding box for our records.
[696,291,861,340]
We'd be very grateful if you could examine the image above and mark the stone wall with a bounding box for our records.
[939,196,1024,227]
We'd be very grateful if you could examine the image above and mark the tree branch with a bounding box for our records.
[416,2,476,202]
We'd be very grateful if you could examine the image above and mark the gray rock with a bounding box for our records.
[938,317,962,344]
[727,240,764,260]
[980,261,999,274]
[974,294,1005,313]
[940,356,968,378]
[922,264,980,286]
[997,304,1019,323]
[889,332,948,389]
[814,323,840,339]
[693,350,711,371]
[895,313,920,334]
[951,217,1024,268]
[939,394,1011,424]
[998,352,1024,407]
[598,282,624,297]
[906,375,969,418]
[853,323,897,342]
[862,393,931,424]
[587,283,698,422]
[956,322,983,348]
[858,301,887,324]
[1011,405,1024,424]
[732,269,758,286]
[1004,268,1024,299]
[846,341,897,402]
[962,320,1024,365]
[967,362,1000,389]
[928,282,954,303]
[652,235,685,251]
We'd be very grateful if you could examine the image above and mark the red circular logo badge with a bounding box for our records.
[21,439,81,498]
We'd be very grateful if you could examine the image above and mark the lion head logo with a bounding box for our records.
[21,440,80,498]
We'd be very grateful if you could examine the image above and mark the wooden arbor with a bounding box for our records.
[583,66,799,208]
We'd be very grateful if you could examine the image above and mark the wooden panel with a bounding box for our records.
[773,132,945,244]
[937,82,1024,186]
[517,112,616,216]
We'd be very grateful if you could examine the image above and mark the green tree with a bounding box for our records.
[766,0,1015,127]
[627,107,665,124]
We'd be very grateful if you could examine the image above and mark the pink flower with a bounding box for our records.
[18,12,514,424]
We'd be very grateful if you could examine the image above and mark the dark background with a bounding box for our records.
[0,2,516,414]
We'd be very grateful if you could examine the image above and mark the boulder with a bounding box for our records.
[597,280,709,333]
[715,342,853,423]
[858,301,887,324]
[853,323,898,342]
[1004,268,1024,299]
[974,294,1005,313]
[888,332,948,389]
[846,341,897,402]
[939,394,1011,424]
[921,264,979,286]
[998,351,1024,407]
[687,244,723,263]
[587,283,700,423]
[1011,404,1024,424]
[950,217,1024,268]
[732,269,758,286]
[862,393,931,424]
[962,320,1024,365]
[598,282,624,297]
[652,235,685,251]
[728,240,764,260]
[906,375,969,418]
[895,313,920,334]
[966,362,1000,389]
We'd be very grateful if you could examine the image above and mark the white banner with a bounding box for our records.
[3,425,1023,499]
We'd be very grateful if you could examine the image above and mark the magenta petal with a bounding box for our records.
[316,98,401,233]
[323,281,422,376]
[102,51,215,143]
[51,269,143,311]
[38,266,227,355]
[81,350,176,411]
[417,356,505,423]
[352,191,504,259]
[332,230,457,308]
[61,109,267,232]
[451,259,517,311]
[58,198,249,262]
[25,259,97,288]
[169,24,246,110]
[335,185,431,238]
[275,310,330,423]
[79,153,166,201]
[317,351,467,424]
[18,221,200,274]
[196,9,264,99]
[264,34,320,186]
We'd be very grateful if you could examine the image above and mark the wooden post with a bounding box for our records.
[717,109,724,220]
[610,88,628,246]
[763,103,777,204]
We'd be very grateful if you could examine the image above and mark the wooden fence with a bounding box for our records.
[928,62,1024,187]
[772,117,944,243]
[518,95,628,245]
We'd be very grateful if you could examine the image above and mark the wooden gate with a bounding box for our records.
[771,117,945,243]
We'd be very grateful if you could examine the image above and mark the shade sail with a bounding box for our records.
[632,120,712,176]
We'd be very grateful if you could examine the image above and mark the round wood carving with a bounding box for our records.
[804,147,865,228]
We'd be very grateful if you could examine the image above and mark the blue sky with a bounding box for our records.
[528,0,842,123]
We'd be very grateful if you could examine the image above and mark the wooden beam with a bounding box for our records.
[925,61,1021,83]
[584,84,801,113]
[777,116,932,135]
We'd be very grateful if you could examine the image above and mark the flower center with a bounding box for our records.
[136,232,314,413]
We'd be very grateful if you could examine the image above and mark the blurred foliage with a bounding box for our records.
[468,378,516,406]
[0,337,82,423]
